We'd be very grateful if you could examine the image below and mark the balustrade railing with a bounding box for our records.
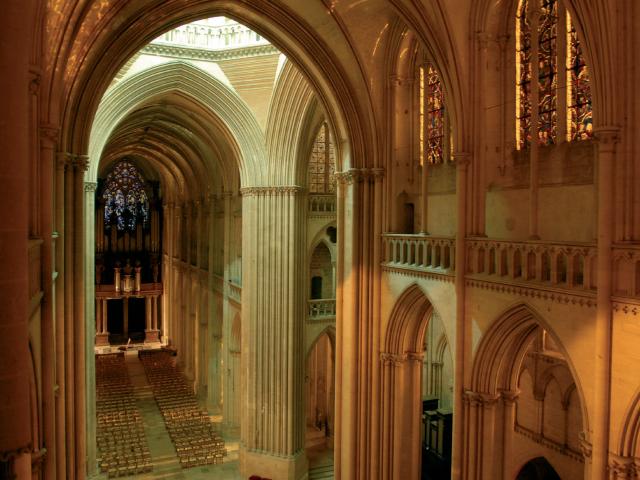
[382,234,455,272]
[309,194,336,215]
[229,282,242,304]
[153,21,268,50]
[308,299,336,319]
[466,238,597,291]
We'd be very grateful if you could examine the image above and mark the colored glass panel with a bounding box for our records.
[103,160,149,231]
[538,0,557,145]
[516,0,532,149]
[309,124,336,193]
[426,65,445,163]
[567,14,593,141]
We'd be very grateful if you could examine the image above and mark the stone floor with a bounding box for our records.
[94,351,335,479]
[95,352,241,480]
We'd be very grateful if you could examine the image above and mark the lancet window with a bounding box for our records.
[308,123,337,194]
[516,0,593,150]
[103,160,149,231]
[419,64,449,164]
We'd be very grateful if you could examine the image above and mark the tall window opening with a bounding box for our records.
[516,0,593,150]
[418,64,449,164]
[308,123,336,194]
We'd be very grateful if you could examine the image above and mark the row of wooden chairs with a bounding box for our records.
[140,351,227,468]
[96,353,153,478]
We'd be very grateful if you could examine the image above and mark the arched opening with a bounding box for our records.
[467,304,589,480]
[305,331,336,473]
[381,284,452,480]
[515,457,561,480]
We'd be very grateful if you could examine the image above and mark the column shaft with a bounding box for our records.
[240,187,307,479]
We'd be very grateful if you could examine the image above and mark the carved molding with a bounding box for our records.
[0,444,32,462]
[141,42,279,62]
[515,425,584,463]
[240,186,304,196]
[382,264,455,283]
[465,278,597,308]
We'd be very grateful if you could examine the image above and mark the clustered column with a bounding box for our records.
[239,186,307,480]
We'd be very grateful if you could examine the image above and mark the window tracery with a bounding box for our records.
[516,0,593,150]
[308,123,336,194]
[419,64,448,164]
[103,160,149,231]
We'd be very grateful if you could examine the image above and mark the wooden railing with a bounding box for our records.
[466,238,597,291]
[308,299,336,319]
[382,234,455,272]
[309,194,336,215]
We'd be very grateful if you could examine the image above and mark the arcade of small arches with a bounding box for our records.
[2,1,640,480]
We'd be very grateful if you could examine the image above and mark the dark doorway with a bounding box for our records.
[516,457,561,480]
[311,276,323,300]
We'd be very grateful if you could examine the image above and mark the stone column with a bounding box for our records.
[592,127,620,480]
[39,125,59,480]
[207,194,222,414]
[96,299,109,345]
[0,0,35,474]
[54,153,68,479]
[222,193,236,425]
[239,186,307,480]
[144,296,152,342]
[501,390,519,480]
[452,153,470,480]
[84,179,97,476]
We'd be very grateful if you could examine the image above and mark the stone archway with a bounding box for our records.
[380,284,434,480]
[466,303,590,480]
[515,457,561,480]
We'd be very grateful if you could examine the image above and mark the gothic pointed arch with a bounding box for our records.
[88,61,264,186]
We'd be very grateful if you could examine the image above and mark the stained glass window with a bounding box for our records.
[103,160,149,231]
[516,0,533,149]
[566,13,593,140]
[426,65,446,164]
[308,123,336,194]
[516,0,592,149]
[538,0,558,145]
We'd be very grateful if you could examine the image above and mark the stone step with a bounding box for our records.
[309,464,334,480]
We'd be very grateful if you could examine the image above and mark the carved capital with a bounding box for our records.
[499,389,520,404]
[608,454,635,478]
[407,351,424,364]
[73,155,90,172]
[40,124,59,148]
[578,431,592,459]
[335,169,363,185]
[29,70,40,95]
[453,152,471,169]
[0,443,33,462]
[56,152,75,172]
[594,126,620,154]
[380,352,406,366]
[84,182,98,193]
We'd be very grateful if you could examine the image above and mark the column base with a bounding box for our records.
[240,446,308,480]
[95,332,110,346]
[144,329,160,343]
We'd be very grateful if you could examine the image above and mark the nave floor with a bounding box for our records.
[96,352,241,480]
[95,351,335,479]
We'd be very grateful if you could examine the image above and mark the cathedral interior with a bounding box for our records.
[1,1,639,480]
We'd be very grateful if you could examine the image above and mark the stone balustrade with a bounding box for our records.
[153,21,268,50]
[229,281,242,304]
[382,234,455,272]
[308,299,336,319]
[466,238,597,291]
[309,194,336,215]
